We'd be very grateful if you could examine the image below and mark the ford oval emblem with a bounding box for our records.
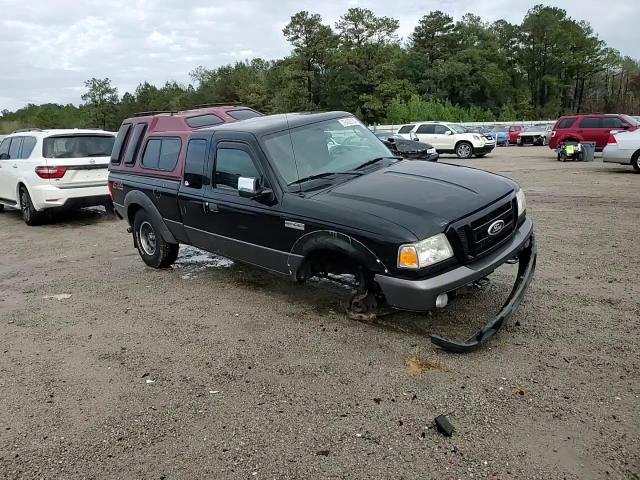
[488,220,505,236]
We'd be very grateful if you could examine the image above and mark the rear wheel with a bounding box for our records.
[0,204,4,212]
[632,153,640,172]
[455,142,473,159]
[133,210,179,268]
[19,186,42,226]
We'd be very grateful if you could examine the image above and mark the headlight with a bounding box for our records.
[427,148,436,154]
[398,233,454,269]
[516,188,526,217]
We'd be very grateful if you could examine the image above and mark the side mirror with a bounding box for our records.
[445,130,452,136]
[238,177,259,197]
[238,176,274,203]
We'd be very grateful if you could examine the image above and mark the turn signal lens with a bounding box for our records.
[398,246,418,268]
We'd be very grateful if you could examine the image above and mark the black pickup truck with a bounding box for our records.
[108,112,536,352]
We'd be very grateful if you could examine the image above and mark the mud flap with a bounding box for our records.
[430,235,537,353]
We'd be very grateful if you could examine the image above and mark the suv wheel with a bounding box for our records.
[20,187,42,226]
[0,204,4,212]
[133,210,179,268]
[632,152,640,173]
[456,142,473,159]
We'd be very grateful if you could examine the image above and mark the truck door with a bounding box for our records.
[200,140,289,274]
[178,137,215,251]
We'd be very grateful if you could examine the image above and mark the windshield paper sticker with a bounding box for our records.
[338,117,360,127]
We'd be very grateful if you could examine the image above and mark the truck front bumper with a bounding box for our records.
[375,218,536,352]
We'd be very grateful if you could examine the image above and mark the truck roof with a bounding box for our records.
[208,111,353,136]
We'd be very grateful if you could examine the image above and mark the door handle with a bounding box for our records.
[12,165,18,169]
[203,201,218,213]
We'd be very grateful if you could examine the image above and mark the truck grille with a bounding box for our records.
[449,200,516,262]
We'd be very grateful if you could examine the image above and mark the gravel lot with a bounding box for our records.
[1,147,638,479]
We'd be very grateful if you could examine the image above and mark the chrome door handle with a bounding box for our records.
[12,165,18,168]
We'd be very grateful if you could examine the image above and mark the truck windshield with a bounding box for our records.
[43,135,115,159]
[261,116,393,187]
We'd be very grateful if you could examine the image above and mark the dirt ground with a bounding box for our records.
[1,147,638,479]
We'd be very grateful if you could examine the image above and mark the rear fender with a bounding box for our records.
[288,230,390,279]
[124,190,177,244]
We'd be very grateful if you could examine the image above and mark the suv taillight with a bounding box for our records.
[35,166,67,179]
[551,130,556,137]
[607,134,617,144]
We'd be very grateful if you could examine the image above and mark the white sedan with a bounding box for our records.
[603,129,640,172]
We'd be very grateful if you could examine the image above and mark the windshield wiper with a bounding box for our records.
[353,156,403,171]
[288,171,363,186]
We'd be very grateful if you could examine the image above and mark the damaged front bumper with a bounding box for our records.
[375,219,537,353]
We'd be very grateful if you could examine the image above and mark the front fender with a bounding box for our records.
[288,230,390,278]
[123,190,177,244]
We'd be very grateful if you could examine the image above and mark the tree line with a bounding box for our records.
[2,4,639,133]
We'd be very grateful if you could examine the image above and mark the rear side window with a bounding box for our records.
[556,118,576,129]
[184,139,209,189]
[20,137,36,158]
[185,114,224,128]
[123,123,147,165]
[111,124,132,164]
[43,135,115,159]
[215,148,259,190]
[602,117,626,128]
[227,109,262,121]
[416,124,435,134]
[0,138,10,158]
[141,137,181,171]
[397,125,414,134]
[434,125,449,134]
[8,137,22,159]
[578,117,601,128]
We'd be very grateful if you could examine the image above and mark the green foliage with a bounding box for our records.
[1,4,639,133]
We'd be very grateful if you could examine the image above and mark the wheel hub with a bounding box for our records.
[139,221,157,256]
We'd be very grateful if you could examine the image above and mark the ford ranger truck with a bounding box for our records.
[108,112,537,353]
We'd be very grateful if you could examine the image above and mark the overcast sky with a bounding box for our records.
[0,0,638,111]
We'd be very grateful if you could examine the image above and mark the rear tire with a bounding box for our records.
[456,142,473,159]
[133,210,179,268]
[0,204,4,212]
[632,153,640,173]
[19,186,42,226]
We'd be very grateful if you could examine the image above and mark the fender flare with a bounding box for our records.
[288,230,390,278]
[124,190,177,244]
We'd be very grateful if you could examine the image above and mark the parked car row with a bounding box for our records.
[396,122,496,159]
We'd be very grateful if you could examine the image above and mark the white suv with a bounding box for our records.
[0,129,115,225]
[396,122,496,159]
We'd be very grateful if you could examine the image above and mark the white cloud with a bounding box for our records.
[0,0,638,111]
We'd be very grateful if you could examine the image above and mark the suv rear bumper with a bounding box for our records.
[29,184,110,210]
[375,218,534,312]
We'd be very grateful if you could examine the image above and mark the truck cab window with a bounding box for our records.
[215,148,259,190]
[184,139,208,189]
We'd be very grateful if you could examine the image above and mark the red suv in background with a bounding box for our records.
[549,114,639,151]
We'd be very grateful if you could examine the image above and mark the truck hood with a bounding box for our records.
[310,160,516,239]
